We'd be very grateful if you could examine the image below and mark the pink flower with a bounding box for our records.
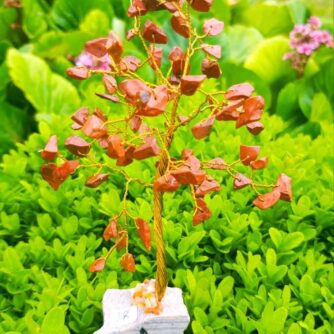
[75,51,110,70]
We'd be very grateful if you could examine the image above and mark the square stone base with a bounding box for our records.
[94,287,190,334]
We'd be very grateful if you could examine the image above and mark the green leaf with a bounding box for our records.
[279,232,304,252]
[6,49,80,117]
[41,307,70,334]
[238,2,293,37]
[221,25,264,65]
[310,93,333,123]
[269,228,282,249]
[276,82,300,121]
[245,36,295,88]
[79,9,110,37]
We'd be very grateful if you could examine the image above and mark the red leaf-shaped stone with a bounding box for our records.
[207,158,228,170]
[135,218,151,251]
[41,135,58,161]
[120,79,151,106]
[171,167,206,185]
[85,38,108,57]
[120,253,136,272]
[225,83,254,100]
[240,145,260,165]
[236,96,265,128]
[103,218,118,241]
[171,11,190,38]
[116,232,128,250]
[106,32,123,63]
[149,45,163,69]
[203,18,224,36]
[71,107,89,126]
[41,163,61,190]
[120,56,141,72]
[193,198,212,226]
[215,99,243,121]
[191,116,215,139]
[276,173,292,202]
[57,160,80,180]
[189,0,213,12]
[116,145,136,166]
[201,44,221,58]
[66,67,89,80]
[107,134,125,159]
[154,174,180,192]
[81,115,108,139]
[133,136,161,160]
[65,135,91,156]
[180,75,206,96]
[95,93,120,103]
[128,0,148,17]
[169,47,187,76]
[143,20,168,44]
[195,177,220,197]
[93,107,107,122]
[127,28,136,40]
[246,121,264,135]
[89,257,106,273]
[130,115,142,133]
[183,151,201,171]
[137,85,169,116]
[253,189,281,210]
[85,173,110,188]
[103,74,117,94]
[201,59,221,78]
[250,157,268,170]
[233,172,252,189]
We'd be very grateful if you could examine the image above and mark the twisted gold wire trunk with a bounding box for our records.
[154,96,180,301]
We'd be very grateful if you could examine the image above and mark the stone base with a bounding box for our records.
[94,287,190,334]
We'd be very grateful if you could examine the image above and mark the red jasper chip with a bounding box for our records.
[240,145,260,165]
[171,11,190,38]
[184,155,201,171]
[276,173,292,202]
[215,99,243,121]
[67,67,89,80]
[41,135,58,161]
[99,136,109,149]
[103,74,117,94]
[191,116,215,139]
[128,0,147,17]
[195,177,220,197]
[207,158,228,170]
[253,189,281,210]
[149,45,163,69]
[103,218,118,241]
[130,115,142,133]
[85,38,108,57]
[178,115,190,123]
[250,157,268,170]
[85,173,110,188]
[189,0,213,12]
[71,107,89,127]
[41,160,79,191]
[225,83,254,100]
[120,79,151,106]
[120,253,136,272]
[203,18,224,36]
[133,136,161,160]
[81,115,108,139]
[180,75,206,96]
[107,134,125,159]
[247,121,264,135]
[116,232,128,250]
[171,167,206,185]
[233,172,252,189]
[93,107,107,122]
[135,218,151,251]
[169,47,187,76]
[89,257,106,273]
[236,96,265,128]
[127,28,136,40]
[201,44,221,59]
[120,56,141,72]
[65,135,91,156]
[201,59,221,78]
[95,93,120,103]
[106,32,123,63]
[193,198,212,226]
[143,20,168,44]
[154,174,180,192]
[137,85,169,116]
[116,146,136,166]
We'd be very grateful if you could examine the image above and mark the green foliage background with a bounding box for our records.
[0,0,333,333]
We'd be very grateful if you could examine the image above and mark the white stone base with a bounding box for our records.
[94,287,190,334]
